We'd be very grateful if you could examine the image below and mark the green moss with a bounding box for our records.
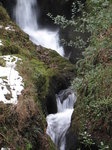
[0,44,20,55]
[33,66,49,99]
[48,136,57,150]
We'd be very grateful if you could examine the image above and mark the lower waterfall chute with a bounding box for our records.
[46,88,76,150]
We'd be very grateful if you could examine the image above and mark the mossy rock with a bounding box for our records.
[36,46,76,114]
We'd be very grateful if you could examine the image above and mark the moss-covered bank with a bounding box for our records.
[0,4,75,149]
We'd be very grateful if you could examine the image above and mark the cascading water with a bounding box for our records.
[46,88,76,150]
[14,0,64,56]
[14,1,75,149]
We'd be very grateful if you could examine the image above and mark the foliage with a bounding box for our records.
[48,0,112,148]
[99,142,109,150]
[70,0,112,148]
[79,131,95,149]
[48,0,112,49]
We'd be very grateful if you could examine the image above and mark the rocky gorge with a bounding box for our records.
[0,0,112,150]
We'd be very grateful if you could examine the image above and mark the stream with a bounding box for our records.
[47,89,76,150]
[14,0,76,149]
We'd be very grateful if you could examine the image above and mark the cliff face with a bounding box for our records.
[0,3,75,149]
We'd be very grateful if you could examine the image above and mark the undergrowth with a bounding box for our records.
[71,0,112,149]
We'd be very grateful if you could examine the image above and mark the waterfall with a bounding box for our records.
[46,88,76,150]
[15,0,38,30]
[14,0,64,56]
[14,1,74,149]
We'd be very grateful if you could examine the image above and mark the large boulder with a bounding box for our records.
[35,46,76,114]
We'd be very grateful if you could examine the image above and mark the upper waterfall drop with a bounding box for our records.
[14,0,64,56]
[15,0,38,30]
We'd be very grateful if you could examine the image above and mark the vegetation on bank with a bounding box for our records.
[0,3,75,149]
[1,0,112,149]
[0,4,55,150]
[71,0,112,149]
[48,0,112,149]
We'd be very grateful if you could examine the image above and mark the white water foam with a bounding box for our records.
[46,89,76,150]
[15,0,64,56]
